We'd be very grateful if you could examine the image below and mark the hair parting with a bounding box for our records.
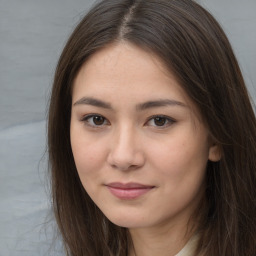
[48,1,256,255]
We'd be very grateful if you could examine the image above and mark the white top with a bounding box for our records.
[175,235,199,256]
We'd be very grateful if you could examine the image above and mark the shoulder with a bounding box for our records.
[175,235,199,256]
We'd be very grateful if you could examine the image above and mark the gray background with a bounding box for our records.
[0,0,255,255]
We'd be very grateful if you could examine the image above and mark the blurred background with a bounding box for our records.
[0,0,255,255]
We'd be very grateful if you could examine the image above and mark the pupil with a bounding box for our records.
[154,117,166,126]
[93,116,104,125]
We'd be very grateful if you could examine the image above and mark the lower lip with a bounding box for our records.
[107,186,153,200]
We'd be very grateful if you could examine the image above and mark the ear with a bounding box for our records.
[208,143,222,162]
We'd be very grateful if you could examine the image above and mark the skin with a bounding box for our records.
[70,42,221,256]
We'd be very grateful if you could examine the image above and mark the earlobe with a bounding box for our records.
[208,144,222,162]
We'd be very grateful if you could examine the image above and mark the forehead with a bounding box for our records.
[75,42,171,85]
[73,43,184,96]
[72,42,205,124]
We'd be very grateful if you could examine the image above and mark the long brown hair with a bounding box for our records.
[48,0,256,255]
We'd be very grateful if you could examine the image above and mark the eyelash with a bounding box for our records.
[81,114,176,129]
[81,114,110,128]
[145,115,176,128]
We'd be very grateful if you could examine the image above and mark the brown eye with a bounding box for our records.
[93,116,105,125]
[146,115,175,128]
[82,114,109,127]
[153,117,167,126]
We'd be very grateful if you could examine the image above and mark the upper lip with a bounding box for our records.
[106,182,154,189]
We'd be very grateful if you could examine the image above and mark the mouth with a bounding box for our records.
[105,182,155,200]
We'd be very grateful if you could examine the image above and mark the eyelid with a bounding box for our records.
[81,113,110,127]
[80,113,175,129]
[145,115,176,128]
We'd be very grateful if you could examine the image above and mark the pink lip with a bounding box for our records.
[106,182,155,200]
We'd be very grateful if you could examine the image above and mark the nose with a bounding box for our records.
[107,126,145,171]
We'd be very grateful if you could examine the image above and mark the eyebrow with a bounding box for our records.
[73,97,187,110]
[73,97,112,109]
[136,99,187,110]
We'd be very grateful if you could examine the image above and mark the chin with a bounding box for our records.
[104,212,151,229]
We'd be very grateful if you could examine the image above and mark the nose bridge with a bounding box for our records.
[116,123,135,152]
[107,123,144,170]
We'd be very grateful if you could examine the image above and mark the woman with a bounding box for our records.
[48,0,256,255]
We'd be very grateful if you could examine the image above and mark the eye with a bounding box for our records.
[146,115,175,128]
[81,114,109,127]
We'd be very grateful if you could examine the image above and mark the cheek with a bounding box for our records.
[148,137,208,213]
[71,139,107,202]
[147,133,209,181]
[70,130,106,179]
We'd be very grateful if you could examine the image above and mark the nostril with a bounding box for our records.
[107,151,145,171]
[114,164,140,171]
[108,160,137,171]
[107,131,145,170]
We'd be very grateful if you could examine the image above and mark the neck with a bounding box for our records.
[128,219,195,256]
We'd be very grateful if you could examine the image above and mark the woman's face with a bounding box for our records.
[70,42,220,230]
